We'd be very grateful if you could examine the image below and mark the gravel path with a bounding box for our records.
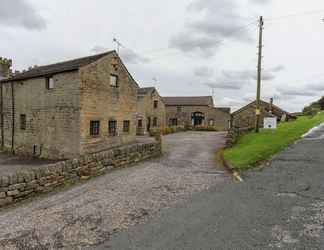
[0,131,228,249]
[0,152,59,175]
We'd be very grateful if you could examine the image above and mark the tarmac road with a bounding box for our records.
[96,128,324,250]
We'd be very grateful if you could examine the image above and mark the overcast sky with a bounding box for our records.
[1,0,324,112]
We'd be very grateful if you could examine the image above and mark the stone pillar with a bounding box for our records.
[0,57,12,79]
[0,57,12,150]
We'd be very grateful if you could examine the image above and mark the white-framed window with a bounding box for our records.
[110,74,119,87]
[46,77,54,90]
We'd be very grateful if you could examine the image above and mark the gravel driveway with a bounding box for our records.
[0,152,59,176]
[0,131,228,249]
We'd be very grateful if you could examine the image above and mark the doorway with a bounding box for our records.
[147,117,151,132]
[192,112,205,126]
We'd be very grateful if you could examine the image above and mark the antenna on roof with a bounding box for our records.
[152,77,158,86]
[210,86,216,105]
[113,38,124,54]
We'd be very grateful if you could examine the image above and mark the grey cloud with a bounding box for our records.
[307,81,324,91]
[120,49,150,65]
[249,0,272,4]
[204,81,242,90]
[271,65,285,72]
[170,0,255,56]
[91,46,150,65]
[91,45,108,54]
[222,69,276,82]
[278,88,318,97]
[0,0,46,30]
[277,79,324,98]
[169,34,219,57]
[201,65,284,90]
[194,66,214,78]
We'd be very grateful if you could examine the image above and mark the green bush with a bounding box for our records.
[303,104,321,117]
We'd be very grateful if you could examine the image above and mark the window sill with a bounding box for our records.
[90,135,100,138]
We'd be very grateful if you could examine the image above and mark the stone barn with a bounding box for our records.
[0,51,139,159]
[231,99,295,129]
[162,96,231,131]
[136,87,166,135]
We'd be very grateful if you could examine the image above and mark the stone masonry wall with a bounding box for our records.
[79,52,138,154]
[1,71,81,159]
[165,105,230,131]
[232,104,267,129]
[137,91,166,135]
[0,141,161,208]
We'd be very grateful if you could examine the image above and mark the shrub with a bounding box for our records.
[162,127,172,135]
[303,106,320,117]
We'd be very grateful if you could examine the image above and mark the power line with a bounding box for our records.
[136,20,258,60]
[266,9,324,22]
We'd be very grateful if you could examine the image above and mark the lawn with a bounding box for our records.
[224,112,324,170]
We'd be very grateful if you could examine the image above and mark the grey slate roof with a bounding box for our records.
[215,107,231,113]
[137,87,156,95]
[1,51,115,83]
[232,100,294,118]
[162,96,214,106]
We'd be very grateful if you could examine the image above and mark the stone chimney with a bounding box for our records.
[0,57,12,80]
[269,98,273,113]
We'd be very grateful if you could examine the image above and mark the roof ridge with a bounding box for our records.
[31,51,114,69]
[1,50,116,83]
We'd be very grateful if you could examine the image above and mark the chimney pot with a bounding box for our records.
[0,57,13,79]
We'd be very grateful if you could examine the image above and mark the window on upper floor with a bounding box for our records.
[90,120,100,136]
[46,77,54,90]
[110,74,119,88]
[108,120,117,136]
[20,114,26,130]
[154,100,158,109]
[177,106,182,113]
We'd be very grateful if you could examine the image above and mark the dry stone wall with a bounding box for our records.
[0,141,161,208]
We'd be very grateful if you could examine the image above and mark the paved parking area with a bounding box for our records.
[0,151,58,176]
[0,131,228,249]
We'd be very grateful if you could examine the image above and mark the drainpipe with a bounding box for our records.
[0,82,3,149]
[11,81,15,154]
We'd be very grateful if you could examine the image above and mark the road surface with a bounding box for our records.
[96,128,324,250]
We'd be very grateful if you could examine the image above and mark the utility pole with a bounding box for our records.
[255,16,264,133]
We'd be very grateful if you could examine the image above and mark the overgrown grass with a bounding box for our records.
[224,112,324,170]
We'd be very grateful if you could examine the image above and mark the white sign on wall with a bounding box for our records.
[264,117,277,129]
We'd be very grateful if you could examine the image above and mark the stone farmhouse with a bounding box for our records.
[136,87,166,135]
[0,51,140,160]
[231,99,295,129]
[162,96,231,131]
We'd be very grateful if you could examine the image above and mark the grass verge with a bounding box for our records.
[224,112,324,170]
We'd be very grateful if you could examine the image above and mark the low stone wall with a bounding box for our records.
[0,142,162,208]
[225,127,251,148]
